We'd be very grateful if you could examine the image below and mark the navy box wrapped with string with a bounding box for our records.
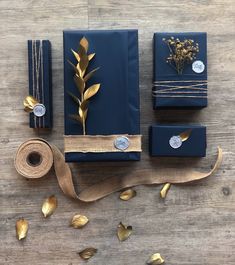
[152,32,207,108]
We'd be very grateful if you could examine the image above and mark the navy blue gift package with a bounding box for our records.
[24,30,209,161]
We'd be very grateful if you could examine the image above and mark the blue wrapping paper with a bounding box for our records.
[153,32,207,108]
[28,40,52,128]
[63,30,141,162]
[149,124,207,157]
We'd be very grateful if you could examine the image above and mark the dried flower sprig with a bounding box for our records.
[68,37,100,135]
[163,37,199,74]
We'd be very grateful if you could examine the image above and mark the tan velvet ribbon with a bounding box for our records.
[14,138,223,202]
[64,135,142,153]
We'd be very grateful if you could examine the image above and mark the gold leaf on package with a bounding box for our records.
[16,218,28,240]
[42,195,57,218]
[71,214,89,229]
[78,247,97,260]
[160,183,171,199]
[117,222,132,241]
[23,95,39,112]
[147,253,165,265]
[179,129,192,142]
[68,36,101,135]
[119,189,136,201]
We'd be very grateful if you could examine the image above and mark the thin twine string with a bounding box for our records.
[32,40,43,127]
[152,80,207,99]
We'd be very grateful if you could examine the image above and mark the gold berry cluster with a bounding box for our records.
[163,37,199,74]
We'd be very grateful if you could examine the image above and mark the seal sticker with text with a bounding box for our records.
[192,60,205,74]
[169,129,192,149]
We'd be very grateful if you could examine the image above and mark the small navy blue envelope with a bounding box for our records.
[149,124,206,157]
[63,30,141,162]
[153,32,207,109]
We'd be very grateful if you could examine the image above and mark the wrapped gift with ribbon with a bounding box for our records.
[24,40,52,128]
[63,30,141,162]
[152,32,207,108]
[149,124,206,157]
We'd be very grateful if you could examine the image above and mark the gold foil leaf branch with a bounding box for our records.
[16,218,28,240]
[163,37,199,74]
[68,37,101,135]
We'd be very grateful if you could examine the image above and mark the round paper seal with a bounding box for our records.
[114,136,130,151]
[192,60,205,74]
[169,135,182,149]
[33,103,46,117]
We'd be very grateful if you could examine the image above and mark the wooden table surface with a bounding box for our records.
[0,0,234,264]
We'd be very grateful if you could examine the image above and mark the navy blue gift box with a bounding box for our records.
[149,124,206,157]
[153,32,207,109]
[28,40,52,128]
[63,30,141,162]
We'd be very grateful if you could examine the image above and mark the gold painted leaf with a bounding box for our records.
[120,189,136,201]
[80,100,89,111]
[78,247,97,260]
[179,129,192,142]
[67,60,79,75]
[67,91,81,105]
[71,214,89,229]
[42,195,57,218]
[160,183,171,199]
[88,53,95,61]
[147,253,165,265]
[84,84,100,101]
[80,37,89,52]
[69,114,82,124]
[16,218,28,240]
[84,67,100,82]
[74,74,85,94]
[71,49,80,62]
[117,222,132,241]
[78,45,89,74]
[23,95,38,111]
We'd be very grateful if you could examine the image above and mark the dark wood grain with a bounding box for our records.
[0,0,234,264]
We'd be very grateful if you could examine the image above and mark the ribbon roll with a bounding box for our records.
[14,139,223,202]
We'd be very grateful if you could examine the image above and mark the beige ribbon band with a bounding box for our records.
[14,138,223,202]
[64,134,142,153]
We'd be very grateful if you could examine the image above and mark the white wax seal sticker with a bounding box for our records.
[114,136,130,151]
[33,103,46,117]
[192,60,205,74]
[169,135,182,149]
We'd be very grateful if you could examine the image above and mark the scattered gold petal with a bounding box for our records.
[78,247,97,260]
[117,222,132,241]
[88,53,95,61]
[71,214,89,229]
[147,253,165,265]
[179,129,192,142]
[42,195,57,218]
[120,189,136,201]
[16,218,28,240]
[160,183,171,199]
